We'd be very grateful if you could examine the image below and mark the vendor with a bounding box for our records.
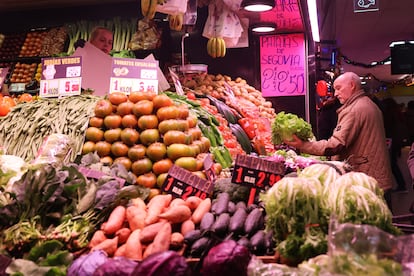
[284,72,393,210]
[74,26,113,55]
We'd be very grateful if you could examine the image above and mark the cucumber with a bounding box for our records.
[211,213,230,237]
[244,208,264,236]
[199,212,215,232]
[249,230,266,255]
[212,192,230,215]
[229,207,247,235]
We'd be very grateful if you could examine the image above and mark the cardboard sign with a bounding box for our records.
[39,56,82,97]
[231,154,285,189]
[161,165,213,200]
[110,57,158,94]
[0,67,9,90]
[260,33,306,97]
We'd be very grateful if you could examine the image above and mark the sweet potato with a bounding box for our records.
[103,205,126,235]
[170,232,184,249]
[191,197,211,224]
[180,219,195,236]
[145,194,172,225]
[158,205,192,224]
[140,221,168,243]
[143,242,154,259]
[124,229,143,261]
[170,197,186,208]
[88,230,107,248]
[151,222,172,255]
[131,197,146,210]
[91,236,118,257]
[114,243,127,257]
[115,227,131,245]
[126,205,146,231]
[185,196,202,210]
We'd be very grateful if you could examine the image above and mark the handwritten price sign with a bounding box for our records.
[260,33,306,97]
[161,165,213,200]
[231,154,285,190]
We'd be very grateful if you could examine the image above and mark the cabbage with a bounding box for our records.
[93,256,138,275]
[67,250,108,276]
[201,240,251,276]
[271,112,314,145]
[132,250,190,276]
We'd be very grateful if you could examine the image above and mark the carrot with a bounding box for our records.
[103,205,126,235]
[191,197,211,224]
[88,230,107,248]
[158,205,192,223]
[170,232,184,249]
[91,236,118,256]
[145,194,172,225]
[185,196,202,210]
[151,222,172,255]
[126,205,146,231]
[180,219,195,236]
[124,229,143,261]
[140,221,167,243]
[170,197,186,208]
[131,197,147,210]
[115,227,131,245]
[143,242,154,259]
[114,243,127,257]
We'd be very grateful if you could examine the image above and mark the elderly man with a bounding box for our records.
[285,72,393,209]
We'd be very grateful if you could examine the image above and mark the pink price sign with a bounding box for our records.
[260,33,306,97]
[0,67,9,90]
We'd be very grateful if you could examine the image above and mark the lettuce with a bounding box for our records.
[271,112,314,145]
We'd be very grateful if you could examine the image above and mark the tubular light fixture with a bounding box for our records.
[307,0,320,42]
[251,23,277,34]
[242,0,275,12]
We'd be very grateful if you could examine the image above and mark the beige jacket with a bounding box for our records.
[300,90,393,191]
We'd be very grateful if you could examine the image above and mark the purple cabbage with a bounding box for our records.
[132,250,190,276]
[67,250,108,276]
[201,240,251,276]
[93,256,138,276]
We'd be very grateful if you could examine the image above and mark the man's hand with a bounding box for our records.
[283,134,304,149]
[74,39,86,49]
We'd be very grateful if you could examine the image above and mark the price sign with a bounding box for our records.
[231,154,285,190]
[161,165,213,200]
[0,67,9,90]
[39,56,82,98]
[110,58,158,95]
[260,33,306,97]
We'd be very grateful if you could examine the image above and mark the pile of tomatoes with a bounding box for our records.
[82,91,220,192]
[0,93,33,117]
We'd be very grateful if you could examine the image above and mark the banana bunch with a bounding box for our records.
[141,0,160,19]
[168,13,184,31]
[207,37,226,58]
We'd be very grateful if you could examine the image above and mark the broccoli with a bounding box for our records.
[213,178,250,203]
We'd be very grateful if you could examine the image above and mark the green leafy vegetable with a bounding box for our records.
[271,111,314,145]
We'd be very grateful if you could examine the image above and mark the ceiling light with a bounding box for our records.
[251,23,276,34]
[241,0,275,12]
[307,0,320,42]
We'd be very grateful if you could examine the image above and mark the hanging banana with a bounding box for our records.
[168,13,184,31]
[141,0,158,19]
[207,37,226,58]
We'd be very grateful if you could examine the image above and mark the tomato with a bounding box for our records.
[104,114,122,129]
[156,105,180,121]
[94,99,113,118]
[174,157,198,172]
[148,188,161,200]
[95,141,112,157]
[156,173,168,189]
[139,129,160,145]
[163,130,191,146]
[146,142,167,162]
[166,143,196,160]
[187,115,198,128]
[0,102,11,116]
[137,172,157,188]
[18,93,33,103]
[158,119,190,134]
[152,158,173,175]
[132,100,153,117]
[131,157,153,176]
[109,92,128,105]
[187,127,202,141]
[100,156,113,165]
[128,91,150,103]
[186,92,196,100]
[121,114,138,128]
[113,156,132,171]
[152,94,173,109]
[82,141,96,155]
[177,104,189,119]
[104,128,122,143]
[85,127,104,142]
[120,128,140,146]
[128,144,147,161]
[89,116,104,128]
[2,96,16,107]
[111,141,129,157]
[116,101,134,116]
[138,114,159,130]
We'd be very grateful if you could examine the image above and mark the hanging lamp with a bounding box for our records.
[241,0,275,12]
